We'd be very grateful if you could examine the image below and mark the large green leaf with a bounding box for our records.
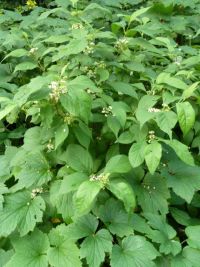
[107,179,136,213]
[134,173,170,215]
[96,198,134,237]
[155,111,177,138]
[136,95,159,127]
[163,139,194,166]
[65,144,93,173]
[6,230,49,267]
[144,141,162,174]
[162,160,200,203]
[105,155,131,174]
[13,152,52,190]
[0,191,45,236]
[47,228,81,267]
[176,102,195,136]
[73,180,102,217]
[128,141,147,168]
[110,235,159,267]
[80,229,113,267]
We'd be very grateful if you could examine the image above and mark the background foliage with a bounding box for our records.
[1,0,200,266]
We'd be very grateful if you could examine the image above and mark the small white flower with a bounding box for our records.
[148,107,161,113]
[29,47,38,54]
[71,23,84,30]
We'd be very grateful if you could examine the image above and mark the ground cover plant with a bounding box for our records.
[0,0,200,266]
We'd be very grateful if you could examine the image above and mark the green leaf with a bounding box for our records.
[4,49,27,59]
[185,226,200,249]
[59,172,88,195]
[110,235,159,267]
[0,191,45,236]
[129,7,150,23]
[136,95,159,127]
[0,183,8,209]
[156,73,187,90]
[62,214,99,240]
[155,111,177,138]
[107,179,136,213]
[65,144,93,173]
[135,173,170,214]
[162,139,194,166]
[176,102,195,136]
[47,227,81,267]
[96,198,134,237]
[105,155,131,174]
[162,159,200,203]
[13,152,52,190]
[0,104,17,121]
[6,230,49,267]
[182,82,199,99]
[55,124,69,149]
[0,249,14,267]
[144,141,162,174]
[144,213,181,256]
[14,62,37,72]
[80,229,113,267]
[73,180,102,217]
[128,141,147,168]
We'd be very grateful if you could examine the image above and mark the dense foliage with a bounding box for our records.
[1,0,200,266]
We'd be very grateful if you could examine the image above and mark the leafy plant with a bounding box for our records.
[1,0,200,266]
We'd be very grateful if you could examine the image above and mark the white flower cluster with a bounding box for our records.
[115,37,129,51]
[83,42,95,55]
[64,113,74,125]
[47,141,54,152]
[94,60,106,69]
[29,47,38,54]
[148,130,156,143]
[162,103,170,111]
[49,79,67,102]
[89,173,109,187]
[148,107,161,113]
[31,188,43,199]
[102,106,112,117]
[71,23,84,30]
[174,56,182,66]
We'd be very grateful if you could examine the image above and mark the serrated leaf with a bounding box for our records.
[107,179,136,213]
[0,249,14,267]
[136,95,159,127]
[0,191,45,236]
[80,229,113,267]
[13,152,52,190]
[6,230,49,267]
[105,155,131,174]
[129,7,150,23]
[156,73,187,90]
[47,227,81,267]
[128,141,147,168]
[185,226,200,249]
[96,198,134,237]
[65,144,93,173]
[0,104,17,121]
[162,159,200,203]
[176,102,195,136]
[14,62,37,72]
[73,181,102,217]
[135,173,170,215]
[59,172,88,195]
[163,139,194,166]
[144,141,162,174]
[182,82,199,99]
[155,111,177,138]
[110,235,159,267]
[55,124,69,149]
